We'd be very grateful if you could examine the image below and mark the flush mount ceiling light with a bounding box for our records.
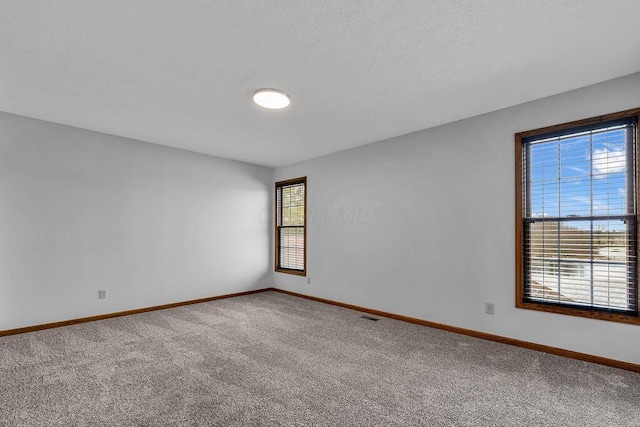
[253,88,290,109]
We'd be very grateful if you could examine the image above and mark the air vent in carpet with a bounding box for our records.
[361,315,379,321]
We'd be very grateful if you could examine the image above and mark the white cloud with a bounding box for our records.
[571,196,609,213]
[566,165,588,174]
[592,148,625,175]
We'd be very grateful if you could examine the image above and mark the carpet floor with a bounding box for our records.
[1,291,639,426]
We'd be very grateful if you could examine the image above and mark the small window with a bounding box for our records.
[516,108,640,324]
[275,177,306,275]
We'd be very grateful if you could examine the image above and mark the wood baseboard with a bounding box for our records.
[0,288,272,337]
[272,288,640,374]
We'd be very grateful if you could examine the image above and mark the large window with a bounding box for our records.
[275,177,306,275]
[516,109,640,324]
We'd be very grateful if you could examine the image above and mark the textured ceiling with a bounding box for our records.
[2,1,640,167]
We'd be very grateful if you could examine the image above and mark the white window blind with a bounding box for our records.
[276,179,306,272]
[522,118,637,312]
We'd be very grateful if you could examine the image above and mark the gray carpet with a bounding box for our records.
[1,291,639,426]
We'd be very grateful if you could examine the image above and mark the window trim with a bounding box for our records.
[275,177,307,276]
[515,107,640,325]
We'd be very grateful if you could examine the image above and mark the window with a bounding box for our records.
[275,177,306,275]
[516,108,640,324]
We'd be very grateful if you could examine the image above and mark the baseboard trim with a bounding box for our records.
[0,288,272,337]
[272,288,640,374]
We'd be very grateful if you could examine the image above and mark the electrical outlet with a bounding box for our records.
[485,302,494,315]
[307,277,311,285]
[98,290,107,300]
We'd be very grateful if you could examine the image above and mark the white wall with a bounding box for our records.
[274,72,640,364]
[0,112,273,330]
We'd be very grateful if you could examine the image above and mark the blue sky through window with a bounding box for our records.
[528,126,629,235]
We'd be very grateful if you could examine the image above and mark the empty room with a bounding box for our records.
[2,1,640,426]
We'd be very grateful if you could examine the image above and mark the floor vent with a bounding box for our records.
[361,315,379,321]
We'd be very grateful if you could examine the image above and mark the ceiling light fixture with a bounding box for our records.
[253,88,290,109]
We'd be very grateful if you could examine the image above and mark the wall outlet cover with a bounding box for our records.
[485,303,494,315]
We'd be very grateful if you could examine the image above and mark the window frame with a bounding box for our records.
[515,108,640,325]
[275,177,307,276]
